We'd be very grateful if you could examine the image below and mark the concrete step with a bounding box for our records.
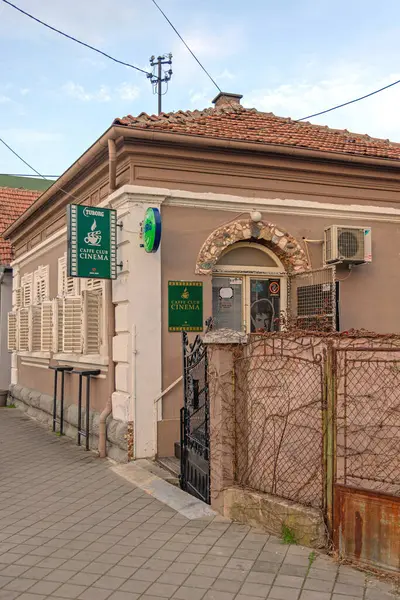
[134,459,179,487]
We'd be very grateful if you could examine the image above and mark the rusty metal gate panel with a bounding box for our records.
[333,348,400,572]
[334,485,400,572]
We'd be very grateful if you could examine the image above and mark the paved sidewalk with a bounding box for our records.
[0,410,397,600]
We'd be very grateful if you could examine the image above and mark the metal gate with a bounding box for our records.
[180,331,210,504]
[333,348,400,572]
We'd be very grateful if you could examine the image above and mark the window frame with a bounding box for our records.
[212,242,288,334]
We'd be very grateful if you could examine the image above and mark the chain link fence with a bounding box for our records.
[234,336,326,509]
[336,349,400,496]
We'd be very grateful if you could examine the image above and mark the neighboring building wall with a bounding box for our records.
[0,270,12,390]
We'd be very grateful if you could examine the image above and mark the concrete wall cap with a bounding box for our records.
[203,329,248,345]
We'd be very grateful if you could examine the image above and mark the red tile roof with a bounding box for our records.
[0,187,41,265]
[114,104,400,161]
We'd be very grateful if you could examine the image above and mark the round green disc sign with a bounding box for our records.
[143,207,162,253]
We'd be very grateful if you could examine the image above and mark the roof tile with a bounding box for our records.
[114,104,400,160]
[0,187,41,265]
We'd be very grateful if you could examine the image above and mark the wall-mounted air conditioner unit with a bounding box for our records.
[324,225,372,265]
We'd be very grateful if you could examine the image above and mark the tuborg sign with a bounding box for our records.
[67,204,117,279]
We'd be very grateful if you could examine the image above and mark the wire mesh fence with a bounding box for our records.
[234,336,326,509]
[335,349,400,496]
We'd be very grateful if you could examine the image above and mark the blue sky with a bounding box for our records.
[1,0,400,177]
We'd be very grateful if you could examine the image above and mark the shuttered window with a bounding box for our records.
[62,297,82,353]
[83,290,102,354]
[31,306,41,352]
[41,301,53,352]
[14,288,22,309]
[58,254,79,297]
[21,273,33,307]
[7,312,17,351]
[33,266,49,304]
[18,308,30,351]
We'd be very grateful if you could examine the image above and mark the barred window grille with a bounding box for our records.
[289,267,337,332]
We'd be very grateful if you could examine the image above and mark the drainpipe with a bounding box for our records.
[99,280,115,458]
[108,139,117,193]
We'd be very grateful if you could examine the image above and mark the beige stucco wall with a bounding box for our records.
[157,203,400,456]
[15,240,110,414]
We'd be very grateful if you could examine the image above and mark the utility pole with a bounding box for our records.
[147,54,173,114]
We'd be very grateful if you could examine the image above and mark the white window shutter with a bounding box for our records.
[14,288,22,309]
[31,306,41,351]
[52,298,61,353]
[58,254,79,297]
[83,290,102,354]
[7,312,17,351]
[62,296,82,353]
[33,266,49,304]
[18,308,30,351]
[21,273,33,307]
[85,278,102,291]
[41,301,53,352]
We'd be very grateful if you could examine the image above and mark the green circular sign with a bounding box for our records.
[143,207,162,253]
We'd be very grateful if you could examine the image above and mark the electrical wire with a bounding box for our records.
[0,173,59,178]
[1,0,152,76]
[0,136,81,204]
[150,0,222,93]
[297,78,400,121]
[150,0,400,123]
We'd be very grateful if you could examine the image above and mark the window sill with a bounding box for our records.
[53,353,109,367]
[18,351,51,359]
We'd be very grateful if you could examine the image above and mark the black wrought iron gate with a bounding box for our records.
[180,332,210,504]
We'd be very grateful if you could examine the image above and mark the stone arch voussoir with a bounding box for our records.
[195,219,310,275]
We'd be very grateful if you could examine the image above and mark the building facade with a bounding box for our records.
[5,93,400,459]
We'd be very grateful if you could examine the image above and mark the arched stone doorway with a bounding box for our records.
[195,219,309,275]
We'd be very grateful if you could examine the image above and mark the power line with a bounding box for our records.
[297,78,400,121]
[150,0,222,93]
[0,136,80,204]
[150,0,400,124]
[0,173,59,178]
[1,0,152,76]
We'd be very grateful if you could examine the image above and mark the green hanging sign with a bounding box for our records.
[142,207,162,253]
[168,281,203,332]
[67,204,117,279]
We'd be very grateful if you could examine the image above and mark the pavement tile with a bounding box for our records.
[333,582,365,597]
[78,590,112,600]
[119,579,152,594]
[3,578,36,592]
[157,572,188,586]
[274,575,304,589]
[211,579,242,593]
[184,575,216,589]
[303,576,334,592]
[53,583,88,598]
[172,586,206,600]
[203,592,236,600]
[239,582,270,597]
[145,583,179,598]
[300,592,331,600]
[108,593,140,600]
[268,586,300,599]
[28,580,63,595]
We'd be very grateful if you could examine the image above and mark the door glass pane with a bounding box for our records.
[250,279,281,332]
[212,277,243,331]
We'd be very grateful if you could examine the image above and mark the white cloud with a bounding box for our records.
[117,83,140,101]
[20,88,30,96]
[0,95,11,104]
[245,65,400,142]
[63,82,111,102]
[215,69,235,82]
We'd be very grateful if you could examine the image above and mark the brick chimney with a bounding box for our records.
[212,92,243,109]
